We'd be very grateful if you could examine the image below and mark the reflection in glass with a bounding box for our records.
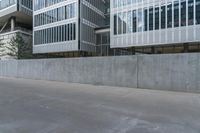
[127,11,133,33]
[114,14,117,35]
[149,7,153,31]
[155,7,159,30]
[167,3,172,28]
[174,1,179,27]
[137,9,143,32]
[133,10,137,33]
[161,6,166,29]
[196,0,200,24]
[118,13,123,34]
[188,0,194,25]
[144,8,148,31]
[181,0,186,26]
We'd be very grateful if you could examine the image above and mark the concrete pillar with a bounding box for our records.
[10,17,16,31]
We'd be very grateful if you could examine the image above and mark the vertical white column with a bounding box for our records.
[10,17,16,31]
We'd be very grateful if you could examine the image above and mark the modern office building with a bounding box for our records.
[33,0,107,55]
[33,0,200,56]
[0,0,32,59]
[110,0,200,53]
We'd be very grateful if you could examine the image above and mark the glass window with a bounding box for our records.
[118,13,123,34]
[196,0,200,24]
[34,0,65,11]
[114,14,117,35]
[66,24,69,41]
[181,0,186,26]
[144,8,148,31]
[34,3,76,27]
[174,0,179,27]
[155,7,159,30]
[137,9,143,32]
[132,0,137,4]
[161,5,166,29]
[58,7,62,21]
[167,3,172,28]
[127,0,132,5]
[127,11,133,33]
[188,0,194,25]
[123,12,127,34]
[113,0,117,8]
[149,7,153,31]
[133,10,137,32]
[73,23,76,40]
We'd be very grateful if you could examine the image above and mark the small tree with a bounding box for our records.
[0,39,6,57]
[3,33,32,59]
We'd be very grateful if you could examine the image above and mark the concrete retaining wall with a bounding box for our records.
[0,54,199,93]
[138,54,200,93]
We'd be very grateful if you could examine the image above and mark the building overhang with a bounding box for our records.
[0,4,17,18]
[95,26,110,34]
[0,6,32,27]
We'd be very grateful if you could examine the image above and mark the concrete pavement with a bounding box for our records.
[0,77,200,133]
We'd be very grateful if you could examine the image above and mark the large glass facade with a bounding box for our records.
[34,23,76,45]
[34,1,77,46]
[34,0,66,11]
[21,0,32,10]
[113,0,200,35]
[34,3,76,27]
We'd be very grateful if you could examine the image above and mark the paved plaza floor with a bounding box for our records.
[0,77,200,133]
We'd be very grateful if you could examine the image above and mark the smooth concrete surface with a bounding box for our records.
[0,54,200,93]
[138,54,200,93]
[0,56,138,88]
[0,77,200,133]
